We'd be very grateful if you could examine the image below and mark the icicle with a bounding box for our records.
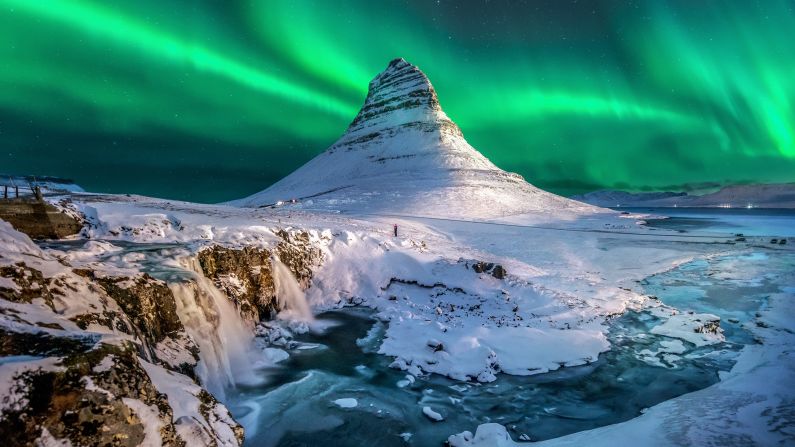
[169,258,266,399]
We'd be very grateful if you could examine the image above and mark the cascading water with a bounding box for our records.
[271,255,314,323]
[169,258,267,399]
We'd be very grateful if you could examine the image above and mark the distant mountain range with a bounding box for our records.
[571,183,795,208]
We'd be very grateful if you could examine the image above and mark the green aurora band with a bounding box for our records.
[1,0,793,202]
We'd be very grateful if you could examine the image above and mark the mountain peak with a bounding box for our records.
[333,58,459,152]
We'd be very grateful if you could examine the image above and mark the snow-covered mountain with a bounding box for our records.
[231,58,599,219]
[572,183,795,208]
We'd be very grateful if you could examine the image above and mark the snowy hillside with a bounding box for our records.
[231,59,600,220]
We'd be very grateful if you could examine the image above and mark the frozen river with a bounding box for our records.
[227,211,795,446]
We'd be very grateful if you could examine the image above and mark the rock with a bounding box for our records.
[472,261,494,274]
[0,343,185,447]
[427,339,445,352]
[694,318,721,335]
[0,201,82,239]
[197,231,323,322]
[0,262,55,307]
[490,264,507,280]
[469,261,507,280]
[198,245,274,321]
[96,274,184,347]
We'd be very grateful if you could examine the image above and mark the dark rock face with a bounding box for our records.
[0,226,326,445]
[198,245,274,321]
[95,274,184,349]
[0,262,56,307]
[198,230,323,321]
[274,229,323,288]
[0,261,220,444]
[694,317,721,335]
[0,343,185,447]
[0,329,97,357]
[0,200,82,239]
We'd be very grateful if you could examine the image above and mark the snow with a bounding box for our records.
[649,311,724,347]
[92,354,115,373]
[422,405,444,422]
[448,423,519,446]
[13,187,741,395]
[332,398,358,408]
[0,356,64,418]
[122,398,164,447]
[0,276,19,292]
[35,428,73,447]
[454,277,795,447]
[3,184,794,446]
[141,360,240,447]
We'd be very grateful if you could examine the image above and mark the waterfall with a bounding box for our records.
[272,256,315,323]
[169,258,266,399]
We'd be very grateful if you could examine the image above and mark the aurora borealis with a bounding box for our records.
[1,0,793,202]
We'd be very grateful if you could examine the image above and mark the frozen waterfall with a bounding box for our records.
[169,258,267,399]
[272,255,315,323]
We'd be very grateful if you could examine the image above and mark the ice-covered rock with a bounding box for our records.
[448,423,521,446]
[650,312,724,347]
[333,398,358,408]
[422,405,444,422]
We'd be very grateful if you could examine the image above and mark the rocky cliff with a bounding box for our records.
[0,220,324,446]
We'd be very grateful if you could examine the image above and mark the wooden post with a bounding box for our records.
[15,186,18,198]
[3,185,7,199]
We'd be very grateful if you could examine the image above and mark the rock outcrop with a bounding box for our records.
[0,200,82,239]
[197,230,323,321]
[469,261,507,280]
[0,343,185,447]
[0,222,241,446]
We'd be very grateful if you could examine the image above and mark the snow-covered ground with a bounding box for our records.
[2,189,782,445]
[66,192,741,383]
[2,189,793,445]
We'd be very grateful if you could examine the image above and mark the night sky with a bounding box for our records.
[2,0,794,203]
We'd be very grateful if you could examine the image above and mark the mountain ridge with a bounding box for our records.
[572,183,795,208]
